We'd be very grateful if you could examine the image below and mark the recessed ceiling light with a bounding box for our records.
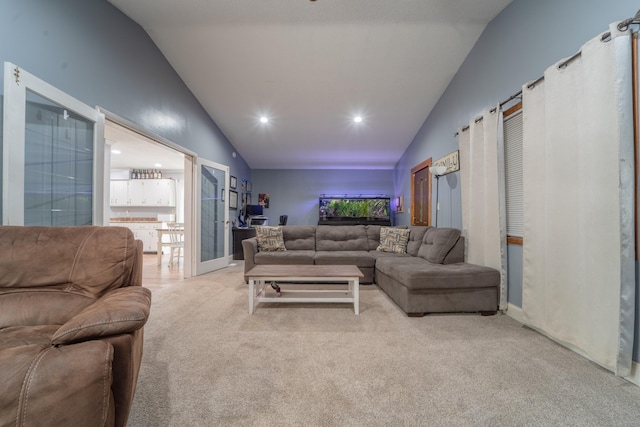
[154,163,162,168]
[260,116,269,124]
[111,149,121,154]
[354,116,363,123]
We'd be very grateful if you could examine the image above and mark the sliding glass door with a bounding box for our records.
[194,158,229,275]
[3,62,105,225]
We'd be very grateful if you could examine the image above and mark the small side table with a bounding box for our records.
[232,227,256,260]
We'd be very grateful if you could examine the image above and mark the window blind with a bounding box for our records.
[503,109,523,238]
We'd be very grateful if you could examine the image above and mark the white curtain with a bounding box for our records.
[459,106,508,310]
[522,23,635,376]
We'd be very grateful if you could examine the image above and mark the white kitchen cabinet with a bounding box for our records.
[110,180,129,206]
[144,179,176,206]
[110,222,160,253]
[109,179,176,207]
[127,180,147,206]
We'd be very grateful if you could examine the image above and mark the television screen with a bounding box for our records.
[246,204,263,216]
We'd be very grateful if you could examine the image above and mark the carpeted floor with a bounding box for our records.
[128,262,640,426]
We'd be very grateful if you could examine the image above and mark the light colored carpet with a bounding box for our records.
[128,263,640,426]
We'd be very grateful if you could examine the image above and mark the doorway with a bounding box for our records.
[411,158,433,226]
[103,114,231,278]
[104,117,191,276]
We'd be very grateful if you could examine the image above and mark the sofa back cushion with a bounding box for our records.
[282,226,316,250]
[0,226,139,297]
[418,227,461,264]
[316,225,368,251]
[407,226,431,257]
[365,225,383,250]
[0,226,140,327]
[443,235,465,264]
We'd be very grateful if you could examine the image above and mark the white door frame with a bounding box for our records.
[193,157,230,275]
[3,62,105,225]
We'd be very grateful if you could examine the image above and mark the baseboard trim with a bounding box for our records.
[625,361,640,387]
[505,303,523,324]
[505,303,640,386]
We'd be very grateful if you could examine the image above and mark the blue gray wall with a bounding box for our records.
[251,169,394,227]
[0,0,251,192]
[394,0,639,360]
[1,0,639,361]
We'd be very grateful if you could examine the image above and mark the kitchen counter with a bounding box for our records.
[110,217,161,223]
[109,219,164,253]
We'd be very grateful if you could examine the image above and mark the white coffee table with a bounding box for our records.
[244,264,363,315]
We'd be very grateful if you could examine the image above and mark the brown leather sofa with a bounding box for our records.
[0,226,152,427]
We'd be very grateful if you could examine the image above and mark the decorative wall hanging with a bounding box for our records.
[433,150,459,175]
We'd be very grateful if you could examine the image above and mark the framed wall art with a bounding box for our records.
[229,190,238,210]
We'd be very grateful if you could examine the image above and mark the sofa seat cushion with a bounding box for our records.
[314,251,375,267]
[0,325,59,350]
[375,257,500,290]
[254,250,315,265]
[368,250,411,260]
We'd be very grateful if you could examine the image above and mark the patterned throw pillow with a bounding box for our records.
[255,226,287,252]
[376,227,410,254]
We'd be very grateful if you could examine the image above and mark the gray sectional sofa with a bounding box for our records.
[242,225,500,316]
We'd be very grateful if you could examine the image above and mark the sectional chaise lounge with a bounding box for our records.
[242,225,500,316]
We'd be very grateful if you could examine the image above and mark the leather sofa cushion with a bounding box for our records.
[0,226,138,299]
[282,226,316,250]
[418,227,461,264]
[376,257,500,290]
[0,290,93,328]
[314,251,376,267]
[316,225,368,251]
[0,325,59,350]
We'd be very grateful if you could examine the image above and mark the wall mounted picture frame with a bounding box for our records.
[258,193,270,208]
[229,190,238,210]
[230,176,237,189]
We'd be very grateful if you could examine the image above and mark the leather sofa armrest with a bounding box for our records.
[52,286,151,345]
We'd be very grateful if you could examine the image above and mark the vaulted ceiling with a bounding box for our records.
[108,0,512,170]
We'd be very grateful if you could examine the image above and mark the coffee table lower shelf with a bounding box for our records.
[245,265,363,315]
